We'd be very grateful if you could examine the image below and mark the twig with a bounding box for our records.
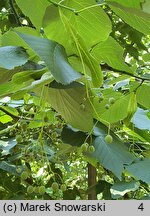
[48,0,76,13]
[0,107,32,121]
[101,64,150,82]
[48,0,105,15]
[9,0,22,26]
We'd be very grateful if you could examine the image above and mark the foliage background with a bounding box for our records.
[0,0,150,200]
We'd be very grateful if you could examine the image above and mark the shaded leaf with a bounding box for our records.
[111,181,140,199]
[132,108,150,130]
[126,158,150,184]
[0,139,17,156]
[0,161,19,176]
[0,68,18,85]
[15,31,81,84]
[0,46,28,69]
[63,187,80,200]
[96,180,112,199]
[89,122,134,179]
[61,125,87,146]
[135,128,150,143]
[39,81,93,132]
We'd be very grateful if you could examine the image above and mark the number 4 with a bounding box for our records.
[138,203,144,211]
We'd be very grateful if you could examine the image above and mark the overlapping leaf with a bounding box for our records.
[0,46,28,69]
[137,84,150,110]
[16,0,49,29]
[91,36,133,73]
[106,0,142,9]
[126,159,150,184]
[41,81,93,132]
[43,0,112,49]
[108,2,150,35]
[87,122,134,179]
[15,31,81,85]
[132,108,150,130]
[111,181,140,199]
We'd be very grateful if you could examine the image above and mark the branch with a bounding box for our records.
[101,64,150,82]
[0,106,32,121]
[0,106,19,120]
[48,0,105,15]
[9,0,22,26]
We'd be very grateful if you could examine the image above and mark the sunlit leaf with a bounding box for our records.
[16,0,49,29]
[108,2,150,35]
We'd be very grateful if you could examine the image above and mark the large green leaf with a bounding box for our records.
[93,89,130,124]
[132,108,150,130]
[15,31,82,85]
[43,4,74,55]
[1,27,40,47]
[111,181,140,199]
[106,0,142,9]
[88,122,134,179]
[92,136,134,179]
[136,84,150,110]
[59,11,103,87]
[39,81,93,132]
[44,8,103,87]
[126,159,150,184]
[16,0,49,29]
[91,36,133,73]
[0,46,28,69]
[61,0,112,47]
[108,2,150,35]
[44,0,111,49]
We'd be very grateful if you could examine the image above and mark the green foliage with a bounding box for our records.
[111,181,140,199]
[0,46,28,69]
[0,0,150,200]
[44,82,93,131]
[126,159,150,184]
